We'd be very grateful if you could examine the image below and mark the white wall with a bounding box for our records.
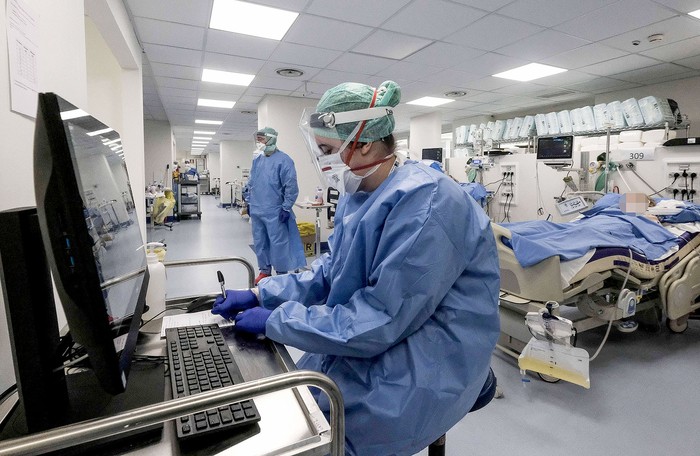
[145,120,174,186]
[409,111,442,158]
[0,0,143,399]
[208,151,221,193]
[219,140,252,206]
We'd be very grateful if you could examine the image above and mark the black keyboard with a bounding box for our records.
[165,324,261,441]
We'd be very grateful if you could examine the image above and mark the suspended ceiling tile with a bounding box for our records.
[610,62,697,83]
[133,17,205,50]
[533,70,597,86]
[494,82,549,96]
[464,76,517,91]
[326,52,395,75]
[202,52,266,74]
[269,42,343,69]
[245,0,310,11]
[376,61,443,82]
[284,14,373,51]
[150,62,202,80]
[496,29,591,61]
[158,86,198,99]
[305,0,410,27]
[588,81,642,94]
[553,0,676,41]
[542,43,628,69]
[416,68,479,88]
[154,77,200,91]
[448,0,515,11]
[381,0,487,40]
[205,29,279,60]
[143,43,202,67]
[198,88,244,100]
[249,75,302,91]
[444,15,544,51]
[568,76,638,92]
[579,54,662,76]
[650,0,700,13]
[498,0,618,27]
[675,54,700,69]
[451,52,529,78]
[640,36,700,61]
[257,61,321,80]
[352,30,433,60]
[600,16,700,54]
[404,42,484,68]
[126,0,213,27]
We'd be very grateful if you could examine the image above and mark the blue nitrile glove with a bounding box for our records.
[234,307,272,334]
[211,289,258,320]
[278,208,290,223]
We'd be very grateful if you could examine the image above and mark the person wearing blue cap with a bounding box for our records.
[246,127,306,284]
[213,81,500,455]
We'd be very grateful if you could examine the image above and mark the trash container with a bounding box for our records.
[297,222,316,257]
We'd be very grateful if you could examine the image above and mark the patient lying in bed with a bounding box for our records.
[495,195,700,295]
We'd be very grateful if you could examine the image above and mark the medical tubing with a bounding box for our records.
[590,249,634,362]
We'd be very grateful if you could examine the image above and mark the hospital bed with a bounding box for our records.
[494,201,700,356]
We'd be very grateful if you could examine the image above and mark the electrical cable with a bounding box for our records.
[589,248,634,362]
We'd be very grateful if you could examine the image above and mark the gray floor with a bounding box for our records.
[150,195,700,456]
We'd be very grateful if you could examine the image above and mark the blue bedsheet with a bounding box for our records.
[501,194,687,267]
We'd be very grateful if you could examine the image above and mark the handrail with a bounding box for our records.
[102,256,255,290]
[0,370,344,456]
[163,256,255,288]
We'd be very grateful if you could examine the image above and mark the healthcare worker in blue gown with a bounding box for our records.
[246,127,306,285]
[213,82,500,456]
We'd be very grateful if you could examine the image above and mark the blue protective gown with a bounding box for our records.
[247,149,306,272]
[258,163,500,456]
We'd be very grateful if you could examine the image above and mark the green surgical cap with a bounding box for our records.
[315,80,401,142]
[256,127,278,151]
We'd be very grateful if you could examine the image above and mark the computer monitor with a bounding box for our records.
[0,93,161,447]
[536,135,574,166]
[421,147,443,162]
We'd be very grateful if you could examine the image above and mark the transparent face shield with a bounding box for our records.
[299,106,395,194]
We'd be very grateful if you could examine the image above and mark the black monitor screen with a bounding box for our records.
[422,148,443,161]
[34,93,147,394]
[536,136,574,161]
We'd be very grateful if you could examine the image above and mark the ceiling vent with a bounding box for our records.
[538,89,577,99]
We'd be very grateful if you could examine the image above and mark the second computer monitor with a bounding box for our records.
[536,135,574,167]
[421,147,443,162]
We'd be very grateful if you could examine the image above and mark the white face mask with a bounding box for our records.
[317,153,384,196]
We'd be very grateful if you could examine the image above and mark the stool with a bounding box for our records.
[427,367,498,456]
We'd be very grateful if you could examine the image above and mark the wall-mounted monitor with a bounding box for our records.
[536,135,574,167]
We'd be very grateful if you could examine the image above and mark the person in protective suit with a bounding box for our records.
[247,127,306,285]
[212,83,500,455]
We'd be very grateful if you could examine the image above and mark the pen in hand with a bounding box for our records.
[217,270,226,299]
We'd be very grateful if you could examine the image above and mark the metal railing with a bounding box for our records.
[0,370,344,456]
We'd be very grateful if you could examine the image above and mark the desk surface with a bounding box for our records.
[127,318,331,456]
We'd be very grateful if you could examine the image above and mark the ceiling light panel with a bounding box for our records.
[197,98,236,108]
[193,130,216,135]
[202,68,255,86]
[691,9,700,19]
[195,119,223,125]
[210,0,298,40]
[406,97,455,107]
[493,63,567,81]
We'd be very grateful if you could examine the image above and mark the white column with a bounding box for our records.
[409,111,442,160]
[219,140,252,207]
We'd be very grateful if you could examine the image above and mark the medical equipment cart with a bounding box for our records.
[176,175,201,220]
